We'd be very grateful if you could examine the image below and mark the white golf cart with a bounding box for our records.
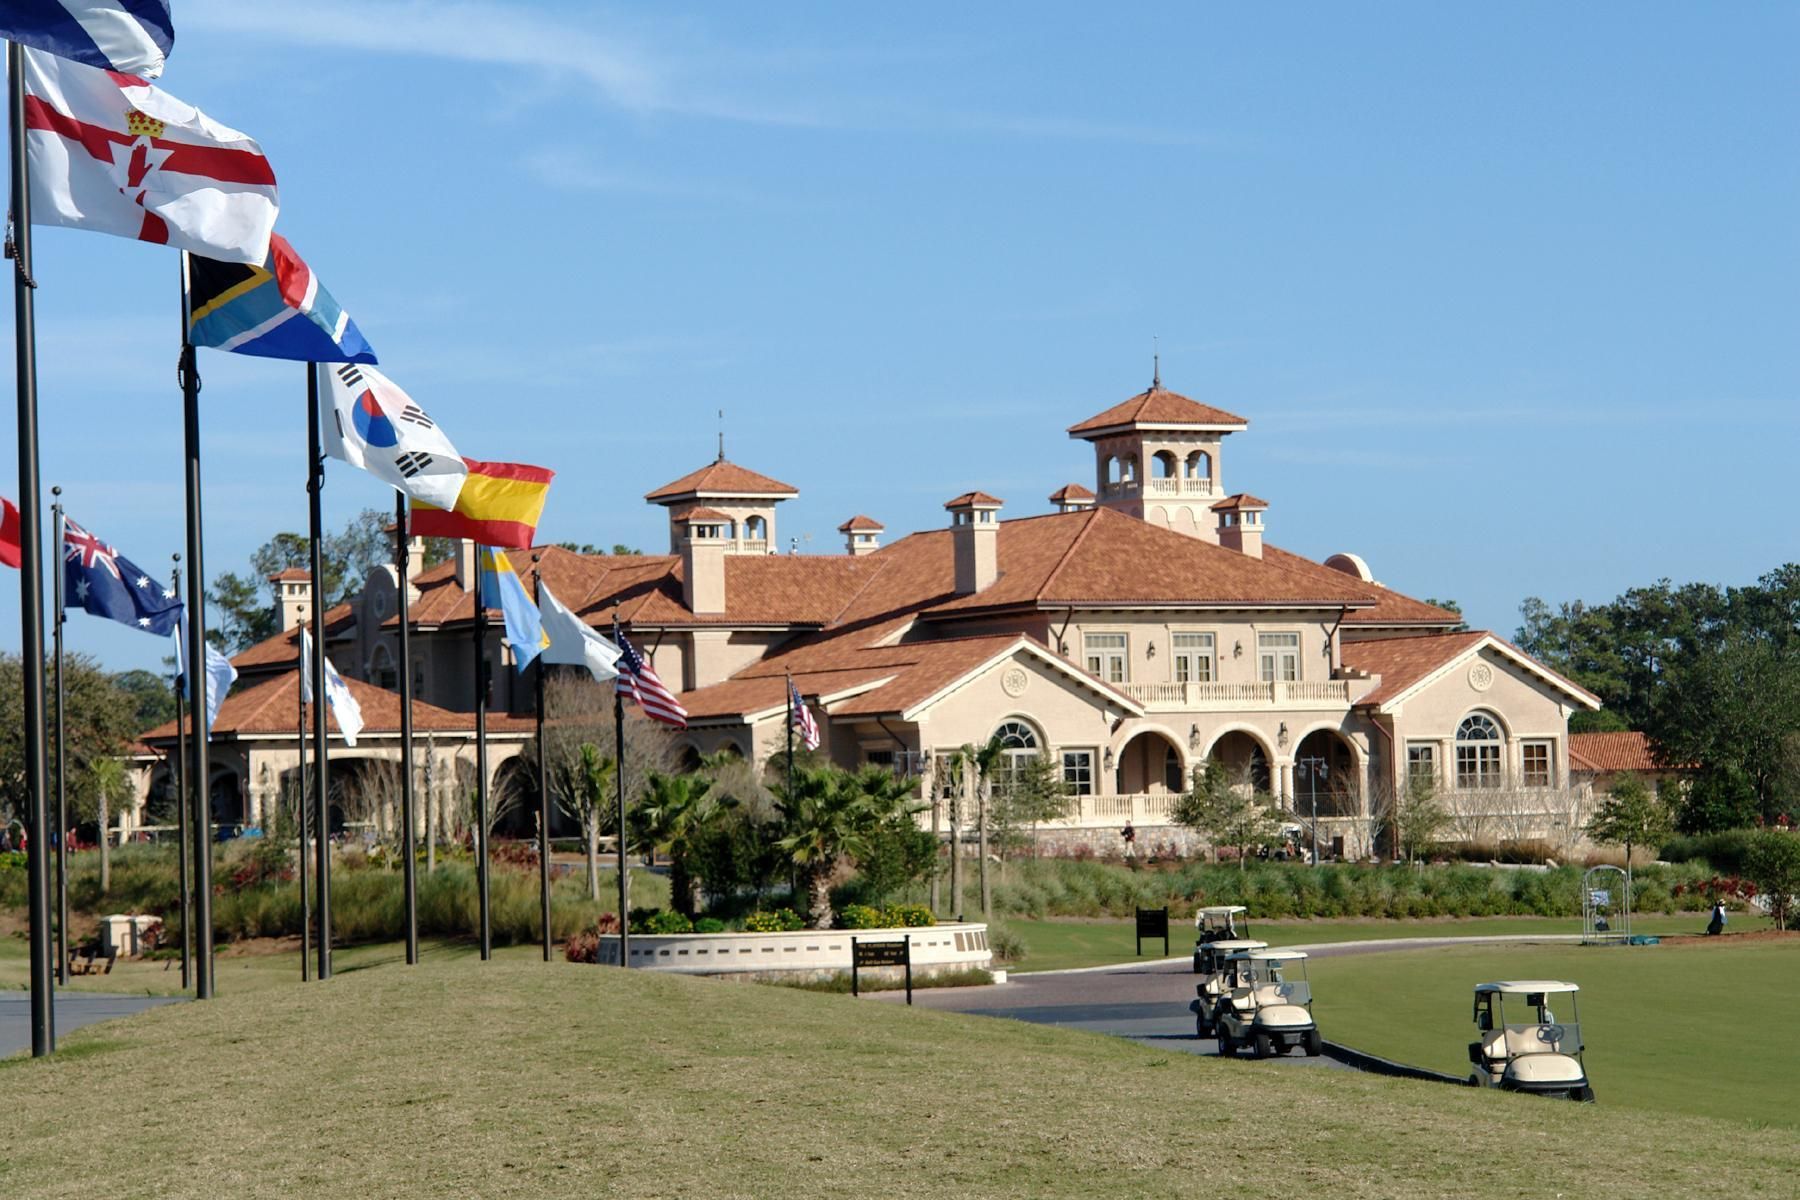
[1213,949,1323,1059]
[1191,905,1250,973]
[1188,938,1267,1036]
[1467,981,1594,1102]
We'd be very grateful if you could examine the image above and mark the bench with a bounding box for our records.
[67,942,118,976]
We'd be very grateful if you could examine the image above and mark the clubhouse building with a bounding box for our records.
[133,377,1603,857]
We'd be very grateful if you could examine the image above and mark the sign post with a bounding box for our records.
[851,934,913,1005]
[1136,907,1170,957]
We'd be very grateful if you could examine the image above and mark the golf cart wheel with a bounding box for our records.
[1253,1032,1274,1059]
[1303,1029,1323,1057]
[1466,1073,1483,1088]
[1571,1086,1596,1103]
[1218,1033,1236,1057]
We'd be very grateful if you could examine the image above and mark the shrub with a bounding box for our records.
[743,908,804,932]
[836,904,886,930]
[630,908,694,935]
[692,917,727,933]
[562,912,621,963]
[987,922,1027,963]
[1660,829,1758,874]
[884,903,935,927]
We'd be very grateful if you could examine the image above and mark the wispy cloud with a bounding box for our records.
[519,149,789,210]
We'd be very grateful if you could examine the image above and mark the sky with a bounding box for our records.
[4,1,1796,674]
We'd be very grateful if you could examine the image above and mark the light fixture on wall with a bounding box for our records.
[1233,640,1243,659]
[1278,722,1290,750]
[1103,747,1115,772]
[1147,641,1157,659]
[1189,723,1201,752]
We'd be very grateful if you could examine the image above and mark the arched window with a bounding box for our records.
[1164,745,1184,792]
[1185,449,1212,480]
[368,643,398,690]
[744,515,767,541]
[994,720,1040,782]
[1151,450,1177,479]
[1455,712,1503,789]
[1106,455,1122,484]
[1120,454,1138,482]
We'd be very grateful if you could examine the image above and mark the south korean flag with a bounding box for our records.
[321,362,468,509]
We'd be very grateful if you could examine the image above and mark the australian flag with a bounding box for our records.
[63,517,181,636]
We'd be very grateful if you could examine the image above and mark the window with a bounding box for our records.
[1173,631,1215,684]
[1084,632,1129,683]
[1258,632,1301,682]
[1407,743,1437,786]
[1522,741,1553,788]
[994,720,1040,782]
[1164,746,1185,792]
[1455,713,1503,789]
[1061,750,1095,796]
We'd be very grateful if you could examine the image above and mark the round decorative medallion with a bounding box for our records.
[1001,666,1030,698]
[1467,660,1495,692]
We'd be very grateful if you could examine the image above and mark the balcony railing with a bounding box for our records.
[1118,679,1352,710]
[1144,476,1215,498]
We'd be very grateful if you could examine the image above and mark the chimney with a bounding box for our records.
[268,569,311,633]
[1048,483,1096,514]
[1212,493,1268,559]
[678,508,729,614]
[945,492,1003,594]
[389,520,428,589]
[453,538,478,593]
[838,515,884,557]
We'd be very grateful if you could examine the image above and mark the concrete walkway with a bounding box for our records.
[0,992,184,1058]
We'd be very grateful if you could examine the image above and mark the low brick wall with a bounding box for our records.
[594,923,992,981]
[1024,825,1210,858]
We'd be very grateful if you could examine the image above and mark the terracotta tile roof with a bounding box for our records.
[230,603,356,672]
[838,515,884,532]
[139,672,534,744]
[945,491,1004,509]
[672,506,731,522]
[645,457,798,502]
[1067,385,1249,437]
[1048,483,1095,503]
[1210,493,1269,510]
[1259,547,1461,626]
[1341,632,1489,708]
[1569,732,1686,773]
[266,568,311,582]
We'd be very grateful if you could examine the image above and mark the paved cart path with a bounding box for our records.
[0,992,184,1057]
[873,933,1583,1066]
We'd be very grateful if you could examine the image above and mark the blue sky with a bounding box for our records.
[6,1,1796,673]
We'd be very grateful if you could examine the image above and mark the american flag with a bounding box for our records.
[789,677,820,751]
[615,630,687,728]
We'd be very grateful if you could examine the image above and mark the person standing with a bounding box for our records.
[1706,899,1726,937]
[1121,820,1137,860]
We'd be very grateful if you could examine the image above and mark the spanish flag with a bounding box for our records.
[411,458,553,548]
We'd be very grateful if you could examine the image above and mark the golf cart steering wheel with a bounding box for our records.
[1536,1025,1565,1043]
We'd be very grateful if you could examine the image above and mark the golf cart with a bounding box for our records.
[1189,938,1267,1036]
[1192,905,1249,973]
[1213,949,1323,1059]
[1467,981,1594,1102]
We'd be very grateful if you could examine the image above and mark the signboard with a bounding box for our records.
[1136,907,1170,957]
[1589,890,1610,908]
[850,935,912,1004]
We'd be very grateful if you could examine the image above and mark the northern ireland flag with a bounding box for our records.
[22,46,277,264]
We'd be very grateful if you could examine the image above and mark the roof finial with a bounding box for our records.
[1152,336,1161,389]
[716,408,725,461]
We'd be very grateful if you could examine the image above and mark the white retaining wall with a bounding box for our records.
[595,923,992,980]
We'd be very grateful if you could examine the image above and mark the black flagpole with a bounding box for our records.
[613,618,628,969]
[296,621,310,982]
[306,363,331,981]
[178,253,214,999]
[395,493,418,965]
[171,557,190,991]
[533,557,551,961]
[9,39,56,1054]
[50,488,66,986]
[785,673,795,807]
[474,549,491,960]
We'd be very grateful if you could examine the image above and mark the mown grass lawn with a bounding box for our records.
[1306,935,1799,1127]
[1001,911,1762,973]
[2,954,1797,1198]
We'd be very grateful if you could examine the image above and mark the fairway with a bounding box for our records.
[1306,935,1798,1127]
[3,955,1798,1198]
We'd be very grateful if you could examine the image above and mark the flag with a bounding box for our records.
[322,363,466,509]
[187,234,376,364]
[23,47,277,263]
[478,548,548,671]
[0,497,20,569]
[172,616,236,728]
[410,458,553,548]
[538,581,620,682]
[62,516,181,635]
[615,630,686,728]
[789,678,820,751]
[300,628,365,747]
[0,2,174,78]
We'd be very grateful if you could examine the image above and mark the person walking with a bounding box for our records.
[1121,820,1137,860]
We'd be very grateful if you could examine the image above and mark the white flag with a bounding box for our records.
[23,48,277,263]
[300,629,365,748]
[538,581,621,682]
[321,362,468,510]
[172,618,237,729]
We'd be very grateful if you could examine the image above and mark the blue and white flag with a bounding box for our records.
[478,548,547,672]
[1,1,174,78]
[62,516,181,635]
[172,616,238,729]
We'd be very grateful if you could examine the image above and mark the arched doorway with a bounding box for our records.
[1292,729,1359,818]
[1116,729,1185,794]
[1207,730,1272,796]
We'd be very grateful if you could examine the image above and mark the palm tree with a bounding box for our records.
[638,770,734,918]
[574,743,614,900]
[964,735,1007,918]
[774,764,914,930]
[939,751,968,918]
[90,756,126,895]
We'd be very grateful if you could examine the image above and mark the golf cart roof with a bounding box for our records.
[1197,906,1247,917]
[1477,980,1580,997]
[1208,939,1267,953]
[1241,949,1308,963]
